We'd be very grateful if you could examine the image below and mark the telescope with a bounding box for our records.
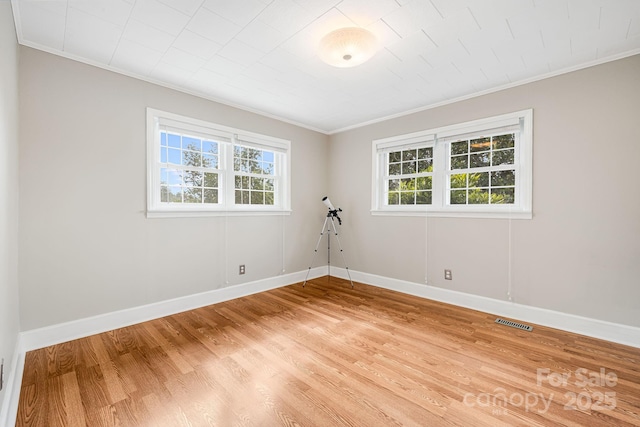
[302,196,353,288]
[322,196,342,225]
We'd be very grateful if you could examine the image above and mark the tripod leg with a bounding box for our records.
[328,217,354,289]
[303,217,330,287]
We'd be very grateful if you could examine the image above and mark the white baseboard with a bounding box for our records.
[0,334,24,427]
[331,268,640,349]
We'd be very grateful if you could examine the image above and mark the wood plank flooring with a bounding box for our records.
[16,277,640,426]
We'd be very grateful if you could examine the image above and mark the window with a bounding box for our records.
[372,109,532,219]
[387,146,434,206]
[147,108,290,217]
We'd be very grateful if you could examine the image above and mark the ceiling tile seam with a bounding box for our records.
[381,17,402,40]
[458,39,471,56]
[468,7,482,30]
[157,0,200,18]
[428,0,444,20]
[421,29,438,48]
[108,2,137,66]
[505,18,515,40]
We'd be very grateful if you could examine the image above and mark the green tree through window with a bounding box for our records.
[159,132,219,204]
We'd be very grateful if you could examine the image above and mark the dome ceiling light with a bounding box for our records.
[318,27,378,68]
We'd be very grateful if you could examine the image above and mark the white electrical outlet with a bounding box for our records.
[444,269,452,280]
[239,264,245,275]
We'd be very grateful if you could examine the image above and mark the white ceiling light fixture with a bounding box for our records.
[319,27,378,68]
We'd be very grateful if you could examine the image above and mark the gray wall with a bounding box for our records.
[0,0,20,411]
[18,47,329,330]
[329,54,640,328]
[13,37,640,333]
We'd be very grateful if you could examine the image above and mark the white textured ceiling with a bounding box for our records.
[11,0,640,134]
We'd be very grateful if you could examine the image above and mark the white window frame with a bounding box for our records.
[147,108,291,218]
[371,109,533,219]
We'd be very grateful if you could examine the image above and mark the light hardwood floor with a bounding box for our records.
[16,277,640,426]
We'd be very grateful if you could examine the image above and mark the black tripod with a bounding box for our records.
[302,208,354,288]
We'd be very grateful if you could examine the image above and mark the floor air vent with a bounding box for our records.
[495,318,533,331]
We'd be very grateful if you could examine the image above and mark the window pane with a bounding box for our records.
[160,147,167,163]
[492,149,514,165]
[450,173,467,189]
[262,162,274,175]
[493,134,515,149]
[202,154,218,169]
[416,191,432,205]
[400,192,415,204]
[491,170,515,187]
[235,189,251,204]
[248,148,261,160]
[167,186,182,202]
[470,137,490,152]
[401,178,415,190]
[183,151,202,167]
[417,159,433,172]
[167,169,182,185]
[265,179,274,191]
[251,177,263,190]
[168,133,181,148]
[388,179,399,191]
[470,152,490,168]
[402,161,416,174]
[202,140,218,153]
[417,176,432,190]
[402,149,416,161]
[183,171,202,187]
[450,189,466,204]
[451,141,468,155]
[389,151,401,163]
[204,172,218,188]
[250,160,260,173]
[160,186,168,202]
[242,176,250,189]
[469,172,489,188]
[203,189,218,203]
[388,163,401,175]
[168,148,181,164]
[265,192,274,205]
[451,155,468,170]
[388,192,400,205]
[251,191,264,205]
[492,188,515,204]
[184,188,202,203]
[418,147,433,159]
[236,159,248,172]
[468,189,489,204]
[161,133,167,146]
[182,136,201,151]
[263,151,274,162]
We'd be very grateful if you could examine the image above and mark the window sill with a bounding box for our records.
[370,208,532,220]
[147,209,292,218]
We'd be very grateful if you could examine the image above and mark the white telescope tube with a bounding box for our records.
[322,196,335,211]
